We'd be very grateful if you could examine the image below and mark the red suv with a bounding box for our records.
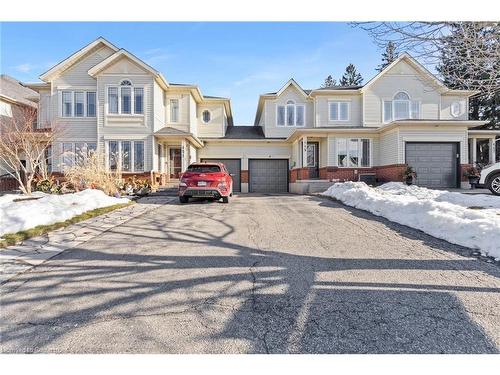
[178,162,233,204]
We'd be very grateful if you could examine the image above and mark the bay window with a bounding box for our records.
[277,101,305,127]
[107,81,145,115]
[329,101,350,121]
[383,92,420,122]
[107,140,145,172]
[336,138,371,168]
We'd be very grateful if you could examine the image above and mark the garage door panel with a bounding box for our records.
[201,159,241,192]
[405,142,458,188]
[249,159,288,193]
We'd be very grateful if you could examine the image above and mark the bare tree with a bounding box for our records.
[0,106,60,195]
[354,22,500,96]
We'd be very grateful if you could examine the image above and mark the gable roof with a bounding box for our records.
[39,37,119,82]
[360,53,448,93]
[87,48,170,90]
[275,78,310,98]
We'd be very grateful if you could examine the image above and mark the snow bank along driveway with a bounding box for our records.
[0,189,129,237]
[321,182,500,259]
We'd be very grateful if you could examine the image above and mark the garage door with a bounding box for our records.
[249,159,288,193]
[405,143,458,188]
[201,159,241,192]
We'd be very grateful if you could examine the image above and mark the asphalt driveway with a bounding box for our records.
[1,194,499,353]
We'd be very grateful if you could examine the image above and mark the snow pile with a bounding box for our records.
[0,189,129,237]
[321,182,500,259]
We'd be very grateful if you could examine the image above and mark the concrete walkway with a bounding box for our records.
[0,194,175,287]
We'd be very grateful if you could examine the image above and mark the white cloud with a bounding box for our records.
[14,63,34,73]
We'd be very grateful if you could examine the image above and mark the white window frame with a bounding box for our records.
[61,90,96,118]
[106,82,145,116]
[106,140,145,172]
[328,101,350,122]
[383,91,421,123]
[276,101,305,127]
[450,101,461,117]
[86,92,96,117]
[170,99,179,123]
[336,138,372,168]
[202,109,211,124]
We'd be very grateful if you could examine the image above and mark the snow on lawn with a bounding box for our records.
[0,189,129,237]
[321,182,500,259]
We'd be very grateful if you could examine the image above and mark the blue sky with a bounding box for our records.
[1,22,385,124]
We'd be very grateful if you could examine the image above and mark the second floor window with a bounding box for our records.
[107,81,144,115]
[170,99,179,122]
[277,100,305,127]
[384,92,420,122]
[329,101,350,121]
[202,110,211,123]
[62,90,96,118]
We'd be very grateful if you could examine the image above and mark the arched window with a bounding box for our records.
[202,110,211,123]
[383,91,420,122]
[277,100,305,127]
[120,79,132,86]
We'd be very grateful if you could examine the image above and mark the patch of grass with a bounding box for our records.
[0,202,133,248]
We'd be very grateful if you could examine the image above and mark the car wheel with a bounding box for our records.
[488,173,500,196]
[179,196,189,204]
[222,196,229,204]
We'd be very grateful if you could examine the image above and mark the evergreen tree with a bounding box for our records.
[321,75,337,88]
[340,63,364,86]
[377,41,398,72]
[437,24,499,129]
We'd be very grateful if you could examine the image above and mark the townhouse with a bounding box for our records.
[25,37,499,193]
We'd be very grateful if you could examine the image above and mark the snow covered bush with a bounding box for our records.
[321,182,500,259]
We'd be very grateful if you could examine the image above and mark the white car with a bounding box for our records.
[478,162,500,195]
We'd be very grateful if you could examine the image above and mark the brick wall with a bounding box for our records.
[460,164,473,182]
[375,164,407,183]
[315,164,406,184]
[241,170,249,183]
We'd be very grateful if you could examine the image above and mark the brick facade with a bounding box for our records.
[292,164,407,184]
[460,164,473,182]
[241,170,249,183]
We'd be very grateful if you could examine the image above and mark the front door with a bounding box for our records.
[169,148,182,179]
[307,142,319,179]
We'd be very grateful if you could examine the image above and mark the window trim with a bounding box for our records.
[106,140,145,173]
[202,109,211,124]
[336,137,372,168]
[170,98,179,123]
[382,91,421,123]
[276,101,305,127]
[61,90,96,118]
[328,100,350,122]
[106,83,145,116]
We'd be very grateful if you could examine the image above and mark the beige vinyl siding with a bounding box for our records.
[199,141,291,169]
[315,95,362,126]
[379,130,399,165]
[319,138,328,167]
[398,126,469,164]
[166,92,190,130]
[153,81,166,132]
[263,86,314,138]
[440,95,468,120]
[38,90,51,128]
[363,60,441,125]
[53,46,115,88]
[189,94,197,136]
[197,104,225,138]
[97,74,155,171]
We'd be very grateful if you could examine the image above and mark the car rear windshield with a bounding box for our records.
[187,165,221,173]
